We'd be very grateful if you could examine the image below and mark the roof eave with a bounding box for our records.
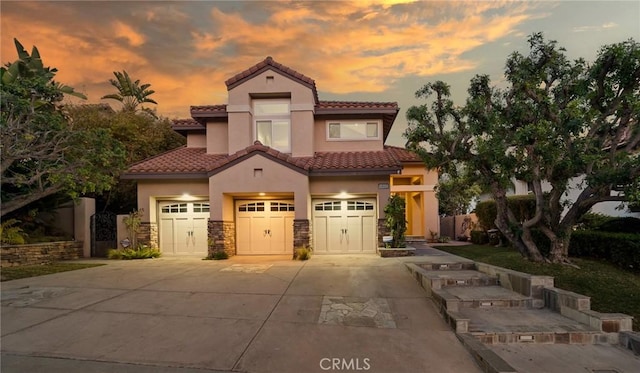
[309,167,400,176]
[208,152,309,177]
[315,108,399,115]
[121,172,209,180]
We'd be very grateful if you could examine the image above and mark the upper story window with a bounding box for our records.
[254,99,290,152]
[327,120,380,141]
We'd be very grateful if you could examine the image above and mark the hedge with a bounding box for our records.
[569,230,640,272]
[470,230,489,245]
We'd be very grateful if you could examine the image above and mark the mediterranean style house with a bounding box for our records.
[122,57,439,257]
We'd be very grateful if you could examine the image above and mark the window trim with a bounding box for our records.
[325,120,381,141]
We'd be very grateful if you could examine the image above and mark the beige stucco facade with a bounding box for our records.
[124,57,439,257]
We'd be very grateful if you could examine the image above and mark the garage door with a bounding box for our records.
[159,202,209,255]
[313,199,376,253]
[236,200,294,255]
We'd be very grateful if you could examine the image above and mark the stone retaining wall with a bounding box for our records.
[1,241,84,267]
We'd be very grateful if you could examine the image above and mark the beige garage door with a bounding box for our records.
[159,202,209,255]
[236,200,294,255]
[313,199,377,253]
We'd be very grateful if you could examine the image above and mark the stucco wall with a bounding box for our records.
[227,111,252,154]
[309,175,390,219]
[207,122,228,154]
[291,111,314,157]
[209,154,310,220]
[228,70,315,106]
[187,133,206,147]
[391,164,439,236]
[226,69,316,155]
[137,180,209,222]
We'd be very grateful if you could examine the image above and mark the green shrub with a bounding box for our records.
[107,246,161,260]
[569,230,640,272]
[293,246,312,260]
[211,251,229,260]
[596,217,640,234]
[437,236,450,243]
[0,219,27,245]
[384,195,407,248]
[474,200,497,231]
[470,230,489,245]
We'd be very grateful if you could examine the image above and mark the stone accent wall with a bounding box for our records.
[378,218,390,247]
[293,219,311,253]
[137,222,158,249]
[1,241,83,267]
[208,220,235,257]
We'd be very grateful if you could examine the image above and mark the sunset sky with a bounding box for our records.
[2,1,639,146]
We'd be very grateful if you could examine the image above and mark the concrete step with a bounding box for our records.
[417,262,476,271]
[424,270,499,289]
[460,308,617,345]
[433,286,534,312]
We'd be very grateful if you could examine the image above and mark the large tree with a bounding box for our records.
[405,33,639,263]
[1,39,126,217]
[66,103,185,213]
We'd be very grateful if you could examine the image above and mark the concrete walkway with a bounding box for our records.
[1,255,482,373]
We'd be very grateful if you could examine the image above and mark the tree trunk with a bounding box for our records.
[540,225,572,264]
[521,227,545,262]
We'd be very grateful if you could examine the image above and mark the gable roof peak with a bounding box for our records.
[225,56,319,103]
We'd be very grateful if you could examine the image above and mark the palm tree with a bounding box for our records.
[101,70,157,113]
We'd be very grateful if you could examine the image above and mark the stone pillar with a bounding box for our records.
[138,222,158,249]
[208,220,236,257]
[293,219,311,253]
[377,218,389,247]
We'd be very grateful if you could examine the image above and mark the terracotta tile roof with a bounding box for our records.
[224,56,319,103]
[384,145,422,162]
[123,143,422,179]
[124,147,226,176]
[309,150,400,172]
[209,141,313,175]
[191,105,228,117]
[172,119,204,131]
[316,101,399,111]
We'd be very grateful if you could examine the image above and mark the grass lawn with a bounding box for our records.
[434,244,640,331]
[1,262,105,281]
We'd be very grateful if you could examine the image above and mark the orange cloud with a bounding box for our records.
[1,1,544,119]
[113,21,146,47]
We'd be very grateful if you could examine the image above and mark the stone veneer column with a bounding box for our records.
[208,220,236,257]
[137,222,158,249]
[377,218,390,247]
[293,219,311,253]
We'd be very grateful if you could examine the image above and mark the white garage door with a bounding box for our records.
[313,199,377,253]
[159,202,209,255]
[236,200,294,255]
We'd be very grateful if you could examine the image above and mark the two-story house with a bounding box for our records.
[122,57,439,257]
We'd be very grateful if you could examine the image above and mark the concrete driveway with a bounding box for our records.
[1,255,481,373]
